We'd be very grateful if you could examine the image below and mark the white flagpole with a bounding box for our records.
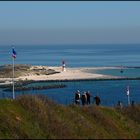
[127,86,130,106]
[128,94,130,106]
[12,56,15,99]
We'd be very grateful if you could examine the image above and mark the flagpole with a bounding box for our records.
[127,93,130,106]
[12,55,15,99]
[127,86,130,106]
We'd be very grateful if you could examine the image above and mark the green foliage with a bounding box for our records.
[0,95,140,139]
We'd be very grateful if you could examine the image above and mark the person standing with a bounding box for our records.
[117,101,123,109]
[81,92,87,106]
[75,90,81,105]
[94,95,101,106]
[86,91,92,105]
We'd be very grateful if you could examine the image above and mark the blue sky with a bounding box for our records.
[0,1,140,45]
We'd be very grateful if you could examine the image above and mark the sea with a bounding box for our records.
[0,44,140,106]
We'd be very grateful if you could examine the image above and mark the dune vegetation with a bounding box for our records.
[0,94,140,139]
[0,64,59,78]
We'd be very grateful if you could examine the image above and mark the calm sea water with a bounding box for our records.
[85,68,140,78]
[1,80,140,107]
[0,44,140,67]
[0,44,140,106]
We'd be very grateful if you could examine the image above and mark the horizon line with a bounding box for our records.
[0,43,140,46]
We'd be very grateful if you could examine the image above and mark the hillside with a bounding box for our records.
[0,95,140,139]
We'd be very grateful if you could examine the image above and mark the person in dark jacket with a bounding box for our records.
[81,92,87,106]
[86,91,92,105]
[94,95,101,106]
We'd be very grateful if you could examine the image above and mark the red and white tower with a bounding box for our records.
[62,60,66,72]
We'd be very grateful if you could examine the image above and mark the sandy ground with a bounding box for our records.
[0,66,120,84]
[18,66,118,81]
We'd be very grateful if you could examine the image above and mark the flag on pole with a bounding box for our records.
[12,48,17,58]
[126,86,130,96]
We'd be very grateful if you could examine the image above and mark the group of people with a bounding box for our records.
[75,90,101,106]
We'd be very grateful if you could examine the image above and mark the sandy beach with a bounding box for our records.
[18,66,119,81]
[0,65,123,85]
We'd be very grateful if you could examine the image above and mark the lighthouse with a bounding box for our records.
[62,60,66,72]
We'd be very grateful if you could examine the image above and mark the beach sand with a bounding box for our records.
[0,66,121,84]
[17,66,119,81]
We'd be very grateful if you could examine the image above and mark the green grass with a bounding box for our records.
[0,95,140,139]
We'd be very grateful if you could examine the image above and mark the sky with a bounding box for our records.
[0,1,140,45]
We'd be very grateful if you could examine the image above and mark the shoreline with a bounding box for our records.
[17,66,120,81]
[0,65,140,85]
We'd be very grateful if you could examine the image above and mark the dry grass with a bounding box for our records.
[0,95,140,139]
[0,64,59,78]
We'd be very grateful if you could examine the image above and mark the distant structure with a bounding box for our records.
[62,60,66,72]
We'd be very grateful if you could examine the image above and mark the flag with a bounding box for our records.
[126,86,130,96]
[12,48,17,58]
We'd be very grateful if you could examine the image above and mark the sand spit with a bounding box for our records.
[18,66,119,81]
[0,65,124,84]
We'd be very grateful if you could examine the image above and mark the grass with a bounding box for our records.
[0,94,140,139]
[0,64,59,78]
